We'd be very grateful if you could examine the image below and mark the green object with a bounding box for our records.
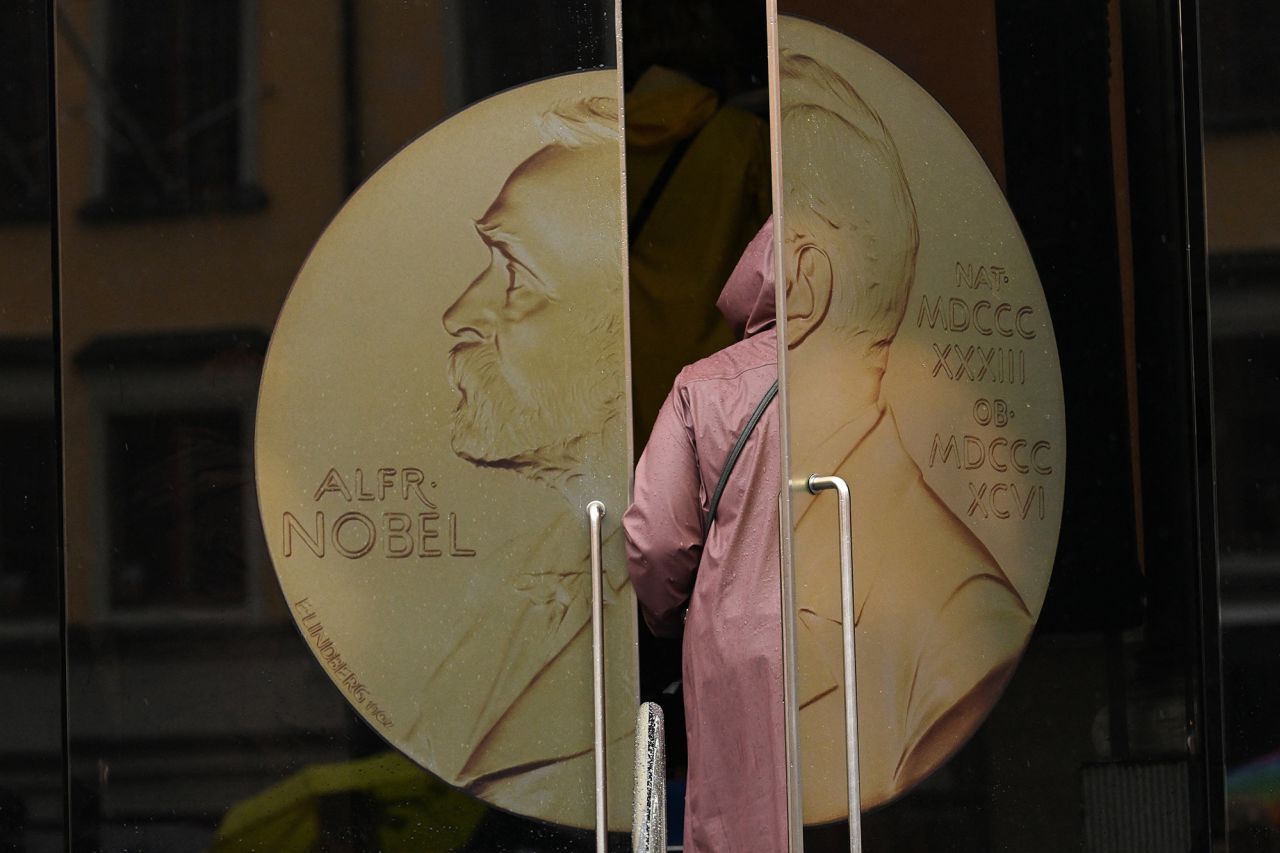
[213,751,488,852]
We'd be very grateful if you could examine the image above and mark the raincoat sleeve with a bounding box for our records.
[623,381,704,638]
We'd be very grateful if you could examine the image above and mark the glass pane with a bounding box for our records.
[0,1,61,850]
[57,1,633,849]
[771,1,1217,849]
[1201,0,1280,847]
[619,2,772,848]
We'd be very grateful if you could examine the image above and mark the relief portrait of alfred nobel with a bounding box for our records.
[780,51,1034,818]
[402,95,634,826]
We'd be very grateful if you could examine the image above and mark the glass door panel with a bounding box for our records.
[0,2,61,850]
[618,3,773,848]
[55,1,635,849]
[1201,0,1280,847]
[770,1,1219,849]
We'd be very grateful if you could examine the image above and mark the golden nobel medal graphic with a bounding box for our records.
[777,17,1067,819]
[255,70,637,830]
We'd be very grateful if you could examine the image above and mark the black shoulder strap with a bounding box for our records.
[703,378,779,535]
[628,132,698,244]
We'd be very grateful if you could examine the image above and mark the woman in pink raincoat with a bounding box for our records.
[624,220,786,852]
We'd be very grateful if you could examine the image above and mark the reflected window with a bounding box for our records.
[0,2,49,220]
[0,341,57,624]
[1211,254,1280,607]
[1202,0,1280,130]
[0,418,57,619]
[82,0,263,219]
[1215,337,1280,556]
[107,410,246,610]
[76,331,266,619]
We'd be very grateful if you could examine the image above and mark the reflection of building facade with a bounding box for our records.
[0,5,59,848]
[50,0,452,626]
[1201,0,1280,843]
[0,0,1270,850]
[1,3,618,848]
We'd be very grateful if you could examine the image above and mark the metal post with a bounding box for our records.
[806,475,862,853]
[587,500,608,853]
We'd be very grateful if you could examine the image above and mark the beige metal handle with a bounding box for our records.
[587,499,608,853]
[807,475,862,853]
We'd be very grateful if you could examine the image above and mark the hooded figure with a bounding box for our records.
[624,219,786,852]
[625,66,772,443]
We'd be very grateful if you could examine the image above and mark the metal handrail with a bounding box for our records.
[587,500,608,853]
[806,475,862,853]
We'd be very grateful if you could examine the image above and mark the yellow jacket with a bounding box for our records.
[627,67,772,443]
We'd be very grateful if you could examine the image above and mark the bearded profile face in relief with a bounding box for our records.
[442,98,624,495]
[430,97,635,830]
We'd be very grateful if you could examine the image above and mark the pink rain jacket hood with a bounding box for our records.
[624,220,786,852]
[715,223,776,338]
